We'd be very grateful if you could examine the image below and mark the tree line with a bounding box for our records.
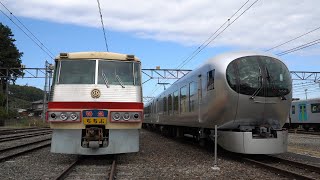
[0,22,24,119]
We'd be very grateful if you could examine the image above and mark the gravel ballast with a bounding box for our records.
[116,129,287,179]
[0,128,319,179]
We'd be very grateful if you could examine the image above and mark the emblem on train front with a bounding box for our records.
[91,89,101,99]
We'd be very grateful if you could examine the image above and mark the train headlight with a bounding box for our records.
[133,113,139,119]
[113,113,121,121]
[50,113,56,119]
[60,113,68,120]
[123,112,130,120]
[70,113,78,121]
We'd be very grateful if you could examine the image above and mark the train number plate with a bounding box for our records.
[83,118,107,125]
[82,110,108,125]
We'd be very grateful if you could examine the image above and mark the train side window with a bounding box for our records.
[144,106,150,117]
[173,91,179,114]
[180,86,188,113]
[168,94,173,115]
[207,69,215,90]
[163,96,167,115]
[150,103,153,114]
[311,103,320,113]
[189,82,197,112]
[157,98,163,114]
[291,105,295,114]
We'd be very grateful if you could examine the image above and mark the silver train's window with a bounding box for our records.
[173,91,179,114]
[180,86,188,113]
[168,94,173,115]
[189,82,197,112]
[163,97,167,115]
[207,69,215,90]
[58,60,96,84]
[226,56,291,97]
[98,61,141,86]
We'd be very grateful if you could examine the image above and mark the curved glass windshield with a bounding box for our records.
[226,56,291,97]
[98,60,141,86]
[59,60,96,84]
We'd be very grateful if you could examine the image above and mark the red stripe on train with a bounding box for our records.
[48,102,143,109]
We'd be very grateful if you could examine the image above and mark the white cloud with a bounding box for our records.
[2,0,320,54]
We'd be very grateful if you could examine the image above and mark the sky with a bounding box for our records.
[0,0,320,100]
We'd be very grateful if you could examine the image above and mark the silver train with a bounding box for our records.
[285,98,320,131]
[144,51,292,154]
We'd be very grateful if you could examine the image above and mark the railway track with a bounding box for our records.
[0,138,51,162]
[54,155,117,180]
[0,130,52,142]
[0,128,50,136]
[242,154,320,180]
[288,129,320,136]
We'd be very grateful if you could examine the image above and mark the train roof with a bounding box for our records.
[292,98,320,103]
[145,50,288,106]
[55,52,140,62]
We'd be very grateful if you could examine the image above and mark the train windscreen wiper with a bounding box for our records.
[101,71,110,88]
[115,74,125,88]
[265,67,286,100]
[250,67,263,99]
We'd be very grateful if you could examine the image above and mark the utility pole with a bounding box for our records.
[42,61,48,121]
[6,68,9,114]
[304,89,308,100]
[48,64,54,100]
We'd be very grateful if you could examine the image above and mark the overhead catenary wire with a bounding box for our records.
[175,0,250,70]
[96,0,109,52]
[148,0,260,98]
[276,38,320,56]
[0,2,55,60]
[265,26,320,52]
[177,0,260,70]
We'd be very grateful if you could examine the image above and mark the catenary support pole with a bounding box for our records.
[211,125,220,171]
[42,61,48,121]
[6,68,9,114]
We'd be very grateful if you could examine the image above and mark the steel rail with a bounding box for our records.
[0,138,51,153]
[288,130,320,136]
[242,155,320,180]
[0,141,51,162]
[0,128,50,136]
[109,158,117,180]
[0,131,52,142]
[54,158,80,180]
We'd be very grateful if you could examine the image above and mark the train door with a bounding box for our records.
[198,74,203,123]
[298,103,307,122]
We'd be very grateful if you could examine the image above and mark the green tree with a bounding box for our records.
[0,23,23,107]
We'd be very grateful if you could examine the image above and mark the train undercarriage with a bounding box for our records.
[143,123,288,154]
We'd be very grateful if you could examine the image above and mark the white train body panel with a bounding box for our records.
[53,85,142,102]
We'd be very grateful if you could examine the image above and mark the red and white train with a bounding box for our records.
[47,52,143,155]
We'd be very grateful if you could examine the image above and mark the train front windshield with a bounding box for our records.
[56,60,141,86]
[226,56,291,97]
